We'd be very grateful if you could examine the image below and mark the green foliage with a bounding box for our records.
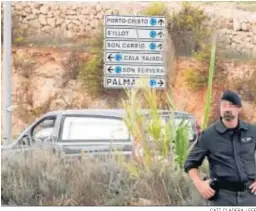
[174,122,189,169]
[192,43,212,64]
[78,27,104,98]
[183,68,208,91]
[169,2,210,43]
[120,86,191,177]
[12,16,27,46]
[170,2,208,31]
[141,2,169,16]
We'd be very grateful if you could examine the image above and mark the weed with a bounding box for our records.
[13,54,36,78]
[141,2,169,16]
[61,51,83,87]
[183,68,208,91]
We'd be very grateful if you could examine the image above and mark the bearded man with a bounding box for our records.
[184,90,256,206]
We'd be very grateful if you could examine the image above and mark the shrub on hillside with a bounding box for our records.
[78,26,125,100]
[183,68,208,91]
[141,2,169,16]
[141,2,213,91]
[169,2,211,57]
[77,27,104,98]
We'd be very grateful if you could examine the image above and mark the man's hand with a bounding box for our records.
[195,180,216,200]
[249,180,256,194]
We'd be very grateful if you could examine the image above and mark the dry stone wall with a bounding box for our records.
[3,1,256,57]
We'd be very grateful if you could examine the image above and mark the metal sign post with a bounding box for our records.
[3,1,12,145]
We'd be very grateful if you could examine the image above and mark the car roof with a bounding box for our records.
[43,109,195,119]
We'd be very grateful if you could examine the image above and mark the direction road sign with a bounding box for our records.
[104,65,165,76]
[104,40,164,51]
[104,15,167,89]
[105,28,165,40]
[104,76,166,89]
[105,15,166,27]
[104,52,164,64]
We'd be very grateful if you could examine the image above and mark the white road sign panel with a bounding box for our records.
[104,65,165,76]
[104,76,166,89]
[104,40,164,51]
[105,15,166,27]
[104,52,164,64]
[105,28,165,40]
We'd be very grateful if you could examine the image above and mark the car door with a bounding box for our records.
[10,115,58,152]
[56,115,133,157]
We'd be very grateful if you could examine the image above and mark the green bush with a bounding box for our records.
[77,26,125,100]
[141,2,169,16]
[141,2,212,91]
[169,2,211,51]
[77,27,104,98]
[12,16,27,46]
[193,43,212,64]
[183,68,208,91]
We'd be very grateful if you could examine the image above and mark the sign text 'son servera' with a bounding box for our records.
[105,15,166,27]
[104,64,165,76]
[105,40,164,51]
[105,28,165,40]
[104,76,165,89]
[104,52,163,64]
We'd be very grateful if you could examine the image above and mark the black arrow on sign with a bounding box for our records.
[107,66,113,73]
[158,44,163,49]
[158,32,163,37]
[158,80,164,86]
[108,54,114,61]
[158,19,164,25]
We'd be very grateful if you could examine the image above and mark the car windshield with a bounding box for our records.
[61,116,130,141]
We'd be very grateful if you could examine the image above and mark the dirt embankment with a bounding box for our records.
[1,46,256,137]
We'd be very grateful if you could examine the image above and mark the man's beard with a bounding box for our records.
[223,111,235,121]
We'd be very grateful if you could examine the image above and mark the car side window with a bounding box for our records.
[60,116,129,141]
[30,116,57,142]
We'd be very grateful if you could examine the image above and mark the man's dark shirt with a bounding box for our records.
[184,119,256,182]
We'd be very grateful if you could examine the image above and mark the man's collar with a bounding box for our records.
[215,118,248,134]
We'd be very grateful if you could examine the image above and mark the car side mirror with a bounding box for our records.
[21,135,31,146]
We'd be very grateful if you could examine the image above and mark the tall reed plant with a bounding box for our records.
[202,34,217,130]
[119,83,191,178]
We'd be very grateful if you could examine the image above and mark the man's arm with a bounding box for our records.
[249,126,256,194]
[184,132,215,199]
[184,132,208,173]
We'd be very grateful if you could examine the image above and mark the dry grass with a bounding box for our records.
[1,149,207,206]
